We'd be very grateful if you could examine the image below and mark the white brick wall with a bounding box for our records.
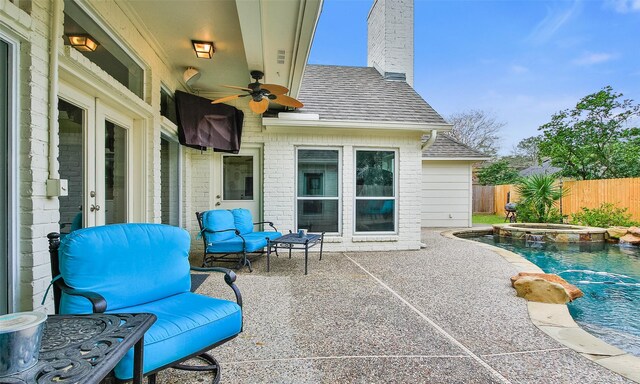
[367,0,414,86]
[187,119,424,254]
[1,0,184,312]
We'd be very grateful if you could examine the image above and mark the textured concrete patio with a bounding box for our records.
[161,230,633,383]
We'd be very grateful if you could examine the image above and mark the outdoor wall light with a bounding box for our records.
[68,35,99,52]
[192,40,215,59]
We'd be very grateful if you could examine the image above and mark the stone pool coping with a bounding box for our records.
[442,227,640,383]
[492,223,607,243]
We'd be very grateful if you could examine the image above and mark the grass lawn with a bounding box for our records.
[472,213,505,225]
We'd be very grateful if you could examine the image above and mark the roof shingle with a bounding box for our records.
[422,134,491,159]
[297,65,447,124]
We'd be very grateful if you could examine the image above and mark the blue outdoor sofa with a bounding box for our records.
[47,223,243,383]
[196,208,281,272]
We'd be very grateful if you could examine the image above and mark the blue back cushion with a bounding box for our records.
[58,224,191,313]
[201,210,236,242]
[231,209,254,235]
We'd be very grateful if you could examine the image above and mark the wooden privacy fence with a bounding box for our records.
[493,177,640,221]
[473,185,495,213]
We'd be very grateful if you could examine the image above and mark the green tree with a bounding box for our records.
[515,174,565,223]
[537,86,640,180]
[512,136,542,165]
[476,160,520,186]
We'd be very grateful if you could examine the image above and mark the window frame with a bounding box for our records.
[294,147,342,236]
[0,32,18,314]
[63,0,147,99]
[353,147,399,235]
[159,132,182,227]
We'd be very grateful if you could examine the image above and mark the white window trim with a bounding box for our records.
[294,147,342,236]
[353,148,399,235]
[1,32,19,313]
[65,0,148,99]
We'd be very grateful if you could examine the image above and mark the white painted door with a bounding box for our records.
[214,147,261,221]
[58,88,133,229]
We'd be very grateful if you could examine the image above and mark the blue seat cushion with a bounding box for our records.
[110,292,242,380]
[201,210,237,242]
[206,231,281,254]
[231,209,254,235]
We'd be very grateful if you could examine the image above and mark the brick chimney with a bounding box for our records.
[367,0,414,86]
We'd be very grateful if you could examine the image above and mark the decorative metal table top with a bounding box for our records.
[0,313,156,384]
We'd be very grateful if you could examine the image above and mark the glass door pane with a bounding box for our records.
[0,39,8,314]
[58,99,85,236]
[223,156,254,201]
[104,121,127,224]
[217,148,261,222]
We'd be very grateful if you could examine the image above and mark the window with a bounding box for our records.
[0,36,15,314]
[160,135,180,226]
[296,149,340,233]
[63,0,144,98]
[355,149,397,233]
[160,87,177,125]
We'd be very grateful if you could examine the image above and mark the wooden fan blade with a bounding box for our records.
[221,85,252,92]
[212,94,244,104]
[271,94,303,108]
[249,98,269,114]
[261,83,289,95]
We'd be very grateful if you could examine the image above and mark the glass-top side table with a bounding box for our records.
[266,232,325,275]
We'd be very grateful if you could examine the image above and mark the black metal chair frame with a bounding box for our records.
[47,232,243,384]
[195,211,279,272]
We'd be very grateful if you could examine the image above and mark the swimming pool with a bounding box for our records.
[467,233,640,357]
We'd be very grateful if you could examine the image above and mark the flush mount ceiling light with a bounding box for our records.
[192,40,214,59]
[183,67,201,85]
[68,35,99,52]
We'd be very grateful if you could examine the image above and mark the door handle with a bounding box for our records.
[90,204,101,212]
[216,195,221,199]
[215,202,221,206]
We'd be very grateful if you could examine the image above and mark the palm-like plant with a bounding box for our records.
[515,174,566,223]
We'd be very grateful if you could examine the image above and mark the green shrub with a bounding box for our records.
[570,203,639,228]
[515,174,565,223]
[517,200,563,223]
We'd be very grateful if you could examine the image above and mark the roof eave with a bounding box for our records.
[422,156,492,161]
[422,156,491,161]
[262,117,452,132]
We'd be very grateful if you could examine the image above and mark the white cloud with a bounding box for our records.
[605,0,640,13]
[572,52,617,65]
[510,65,529,74]
[528,0,582,44]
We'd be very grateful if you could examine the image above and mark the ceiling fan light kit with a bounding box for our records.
[212,70,304,114]
[191,40,214,59]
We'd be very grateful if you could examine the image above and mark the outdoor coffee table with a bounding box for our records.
[0,313,156,384]
[267,232,325,275]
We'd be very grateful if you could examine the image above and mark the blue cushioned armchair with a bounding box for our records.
[196,208,281,272]
[47,224,243,384]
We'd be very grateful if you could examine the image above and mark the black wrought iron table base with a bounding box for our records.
[266,232,325,275]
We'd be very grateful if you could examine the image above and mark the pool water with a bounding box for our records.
[470,234,640,357]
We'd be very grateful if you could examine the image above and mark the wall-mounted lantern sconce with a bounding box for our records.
[68,35,99,52]
[192,40,214,59]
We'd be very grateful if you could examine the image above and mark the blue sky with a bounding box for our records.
[308,0,640,154]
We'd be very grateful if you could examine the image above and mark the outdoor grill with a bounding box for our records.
[505,202,517,222]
